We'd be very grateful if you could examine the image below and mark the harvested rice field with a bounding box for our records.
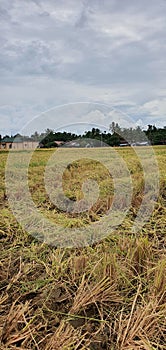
[0,146,165,350]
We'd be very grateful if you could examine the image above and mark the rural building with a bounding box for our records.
[0,136,39,150]
[54,140,65,146]
[119,142,130,147]
[135,141,149,146]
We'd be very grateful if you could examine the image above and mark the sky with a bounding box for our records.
[0,0,166,136]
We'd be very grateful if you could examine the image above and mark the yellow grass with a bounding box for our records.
[0,146,165,349]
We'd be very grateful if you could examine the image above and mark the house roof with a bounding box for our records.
[1,136,38,143]
[1,137,14,143]
[54,140,64,145]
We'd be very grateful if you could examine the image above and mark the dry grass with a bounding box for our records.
[0,146,165,349]
[45,322,90,350]
[70,275,123,314]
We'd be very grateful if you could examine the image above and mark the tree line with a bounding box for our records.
[1,124,166,147]
[32,124,166,147]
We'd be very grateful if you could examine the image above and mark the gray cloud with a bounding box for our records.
[0,0,166,135]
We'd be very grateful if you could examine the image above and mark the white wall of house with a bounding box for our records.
[0,141,39,150]
[12,141,39,149]
[0,142,12,149]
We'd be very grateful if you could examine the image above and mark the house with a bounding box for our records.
[0,137,14,150]
[54,140,65,146]
[135,141,149,146]
[0,136,39,150]
[119,141,130,147]
[64,141,81,148]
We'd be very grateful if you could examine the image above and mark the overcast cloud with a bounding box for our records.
[0,0,166,135]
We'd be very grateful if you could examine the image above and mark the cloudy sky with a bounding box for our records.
[0,0,166,135]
